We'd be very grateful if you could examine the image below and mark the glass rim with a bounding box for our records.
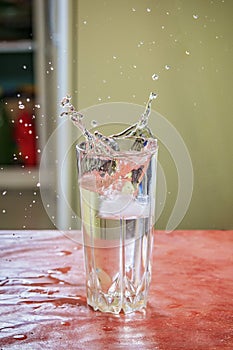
[76,137,158,158]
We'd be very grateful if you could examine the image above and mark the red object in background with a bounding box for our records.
[14,111,37,166]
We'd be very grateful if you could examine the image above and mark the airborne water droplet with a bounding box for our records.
[165,64,171,70]
[185,50,190,55]
[2,190,7,196]
[152,73,159,80]
[91,120,98,127]
[22,65,27,70]
[193,14,199,19]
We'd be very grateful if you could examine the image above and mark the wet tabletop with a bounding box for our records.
[0,230,233,350]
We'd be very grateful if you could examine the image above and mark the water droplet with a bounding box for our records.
[152,73,159,80]
[35,104,41,109]
[166,11,170,15]
[98,97,102,101]
[83,20,87,24]
[102,326,113,331]
[26,98,30,102]
[193,14,199,19]
[22,65,27,70]
[102,79,107,83]
[133,65,137,68]
[146,8,151,12]
[91,120,98,127]
[165,64,171,70]
[2,190,7,196]
[36,182,40,187]
[13,334,27,340]
[50,67,54,71]
[132,7,136,12]
[113,55,117,59]
[17,93,21,97]
[185,50,190,55]
[37,149,41,153]
[2,209,6,213]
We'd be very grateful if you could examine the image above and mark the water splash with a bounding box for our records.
[111,92,157,139]
[60,92,157,153]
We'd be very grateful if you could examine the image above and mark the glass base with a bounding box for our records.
[86,271,150,314]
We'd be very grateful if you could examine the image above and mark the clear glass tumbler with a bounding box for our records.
[76,137,158,314]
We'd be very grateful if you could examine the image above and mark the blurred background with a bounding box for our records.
[0,0,232,230]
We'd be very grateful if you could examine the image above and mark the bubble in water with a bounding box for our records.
[37,182,40,187]
[152,73,159,81]
[2,190,7,196]
[132,7,136,12]
[26,98,30,102]
[22,65,27,70]
[2,209,6,214]
[185,50,190,55]
[113,55,117,59]
[193,14,199,19]
[83,20,87,24]
[17,93,21,98]
[146,8,151,12]
[19,104,25,110]
[165,64,171,70]
[133,65,137,68]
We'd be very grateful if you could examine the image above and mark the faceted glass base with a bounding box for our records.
[86,269,151,314]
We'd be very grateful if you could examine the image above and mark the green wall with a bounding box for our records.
[73,0,233,229]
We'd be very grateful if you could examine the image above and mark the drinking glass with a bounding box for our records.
[76,137,158,314]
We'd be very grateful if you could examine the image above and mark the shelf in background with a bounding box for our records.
[0,167,39,189]
[0,40,35,53]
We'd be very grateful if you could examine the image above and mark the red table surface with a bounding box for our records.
[0,230,232,350]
